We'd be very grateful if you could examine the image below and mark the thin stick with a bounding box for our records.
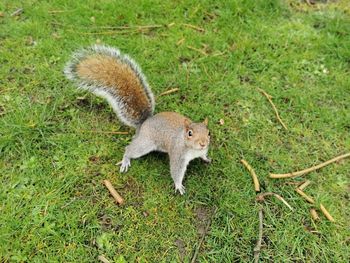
[103,180,124,205]
[283,181,305,186]
[74,30,138,35]
[98,255,111,263]
[190,218,211,263]
[256,192,293,211]
[90,24,164,30]
[136,24,163,30]
[257,88,288,130]
[48,10,73,14]
[79,129,128,135]
[187,45,208,56]
[241,159,260,192]
[270,153,350,179]
[90,25,133,30]
[176,37,185,46]
[52,23,163,31]
[211,51,227,57]
[254,208,263,263]
[190,208,217,263]
[320,204,335,222]
[157,88,179,97]
[183,23,205,32]
[73,24,164,35]
[310,208,320,221]
[298,180,311,190]
[295,188,315,204]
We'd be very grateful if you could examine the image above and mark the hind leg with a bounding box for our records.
[119,136,156,173]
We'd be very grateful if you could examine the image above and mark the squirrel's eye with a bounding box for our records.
[188,130,193,137]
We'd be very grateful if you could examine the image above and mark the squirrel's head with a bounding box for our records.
[184,118,210,150]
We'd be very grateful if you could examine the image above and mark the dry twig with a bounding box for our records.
[157,88,179,97]
[93,24,163,30]
[257,88,288,130]
[187,45,208,56]
[98,255,111,263]
[254,208,264,263]
[211,51,226,57]
[320,204,335,222]
[190,218,211,263]
[176,37,185,46]
[72,24,164,36]
[74,30,137,35]
[241,159,260,192]
[103,180,124,205]
[183,23,205,32]
[310,208,320,221]
[190,208,217,263]
[270,152,350,179]
[256,192,293,211]
[90,24,164,30]
[298,180,311,190]
[295,188,315,204]
[48,10,73,14]
[135,24,163,30]
[283,181,304,186]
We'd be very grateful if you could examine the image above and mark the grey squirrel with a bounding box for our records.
[64,45,211,194]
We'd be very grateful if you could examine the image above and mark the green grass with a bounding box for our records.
[1,0,350,262]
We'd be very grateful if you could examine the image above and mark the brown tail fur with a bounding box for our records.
[64,45,155,128]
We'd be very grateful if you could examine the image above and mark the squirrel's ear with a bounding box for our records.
[203,117,208,126]
[184,118,191,130]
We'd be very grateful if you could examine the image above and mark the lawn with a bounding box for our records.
[0,0,349,262]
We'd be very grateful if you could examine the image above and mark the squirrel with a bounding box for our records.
[64,45,211,195]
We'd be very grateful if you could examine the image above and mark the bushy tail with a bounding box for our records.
[64,45,155,128]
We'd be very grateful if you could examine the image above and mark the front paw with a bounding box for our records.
[201,156,212,164]
[175,184,186,195]
[117,157,131,173]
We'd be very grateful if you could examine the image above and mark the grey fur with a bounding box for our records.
[119,113,210,195]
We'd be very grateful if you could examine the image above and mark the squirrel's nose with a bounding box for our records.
[200,142,206,148]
